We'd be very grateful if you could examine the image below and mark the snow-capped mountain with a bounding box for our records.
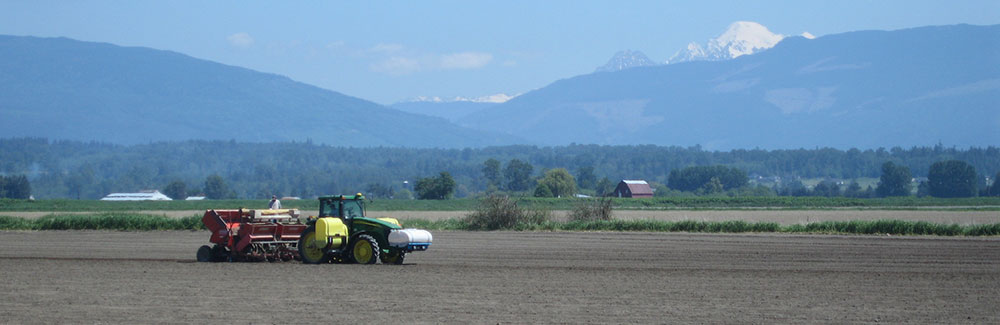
[595,50,657,72]
[408,93,516,104]
[667,21,788,64]
[392,93,518,122]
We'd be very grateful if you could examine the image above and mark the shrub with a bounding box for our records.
[568,197,613,221]
[464,194,550,230]
[533,184,553,197]
[523,205,552,225]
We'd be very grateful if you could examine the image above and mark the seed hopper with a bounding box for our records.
[196,208,306,262]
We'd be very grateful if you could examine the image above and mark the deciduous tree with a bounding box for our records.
[575,166,597,190]
[813,180,841,197]
[1,174,32,199]
[927,160,977,198]
[844,180,863,198]
[162,180,187,200]
[876,161,911,197]
[415,172,455,200]
[537,168,576,198]
[503,159,534,192]
[533,183,553,197]
[595,177,614,197]
[203,174,231,199]
[482,158,501,187]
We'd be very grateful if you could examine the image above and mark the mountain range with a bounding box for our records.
[598,21,811,72]
[1,24,997,150]
[461,24,1000,149]
[595,50,657,73]
[0,35,519,147]
[667,21,793,64]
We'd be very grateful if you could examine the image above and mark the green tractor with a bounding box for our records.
[298,194,432,264]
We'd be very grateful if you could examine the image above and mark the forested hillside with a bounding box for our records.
[0,35,517,148]
[2,138,997,199]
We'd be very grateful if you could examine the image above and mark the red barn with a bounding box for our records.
[612,180,653,198]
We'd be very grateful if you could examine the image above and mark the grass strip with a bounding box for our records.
[401,218,1000,236]
[0,214,205,231]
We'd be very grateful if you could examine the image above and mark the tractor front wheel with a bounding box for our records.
[298,225,330,264]
[381,250,405,265]
[350,234,380,264]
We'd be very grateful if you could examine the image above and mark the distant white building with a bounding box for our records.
[185,196,206,201]
[100,190,172,201]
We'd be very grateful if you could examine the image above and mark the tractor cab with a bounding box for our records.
[318,193,366,220]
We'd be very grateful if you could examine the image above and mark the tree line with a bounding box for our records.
[0,174,32,199]
[662,161,998,198]
[415,159,998,200]
[1,137,998,199]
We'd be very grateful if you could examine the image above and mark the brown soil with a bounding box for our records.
[1,230,997,323]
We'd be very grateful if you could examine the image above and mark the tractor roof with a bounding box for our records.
[318,193,365,201]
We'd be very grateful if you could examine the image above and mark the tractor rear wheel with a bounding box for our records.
[196,245,213,262]
[380,250,405,265]
[350,234,379,264]
[298,225,330,264]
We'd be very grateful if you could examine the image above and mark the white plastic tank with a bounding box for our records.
[388,228,433,247]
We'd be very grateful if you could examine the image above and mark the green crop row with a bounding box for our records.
[781,220,1000,236]
[574,196,1000,209]
[0,214,205,231]
[403,218,1000,236]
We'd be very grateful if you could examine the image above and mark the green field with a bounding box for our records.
[2,196,999,212]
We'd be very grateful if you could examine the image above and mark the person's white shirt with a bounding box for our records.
[269,198,281,209]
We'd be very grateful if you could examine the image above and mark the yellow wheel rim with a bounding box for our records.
[353,240,373,263]
[301,231,325,262]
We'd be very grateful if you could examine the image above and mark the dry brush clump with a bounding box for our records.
[568,197,614,221]
[465,194,550,230]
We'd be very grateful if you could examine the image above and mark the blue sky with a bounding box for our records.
[2,1,998,104]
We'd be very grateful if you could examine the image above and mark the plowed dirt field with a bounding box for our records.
[1,230,997,323]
